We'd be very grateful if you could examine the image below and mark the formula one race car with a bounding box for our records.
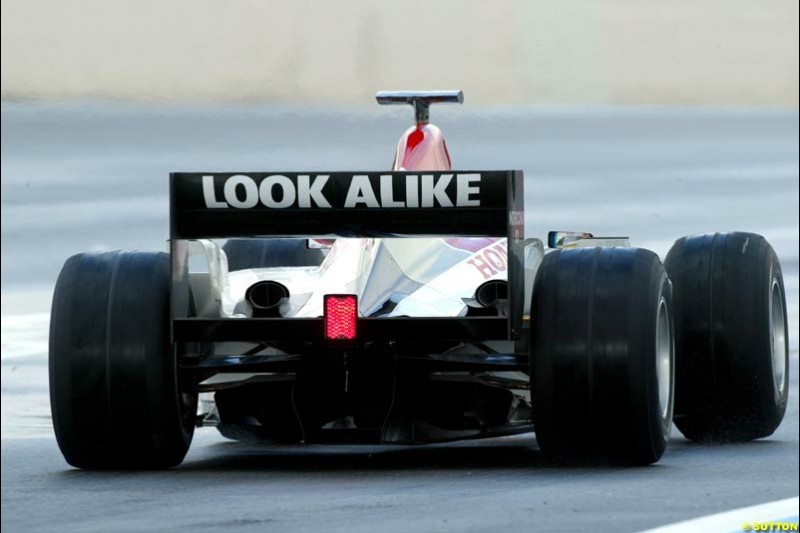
[49,91,789,469]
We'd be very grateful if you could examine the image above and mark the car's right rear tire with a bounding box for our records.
[530,247,674,465]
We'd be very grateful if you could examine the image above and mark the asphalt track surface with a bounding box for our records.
[1,103,798,532]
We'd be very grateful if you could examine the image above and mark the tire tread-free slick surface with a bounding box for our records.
[49,251,196,469]
[530,247,674,465]
[665,232,789,442]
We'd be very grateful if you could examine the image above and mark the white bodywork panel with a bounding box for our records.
[197,237,544,320]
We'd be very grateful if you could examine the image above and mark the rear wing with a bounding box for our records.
[169,171,528,344]
[170,171,522,239]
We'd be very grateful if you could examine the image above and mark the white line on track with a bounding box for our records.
[640,497,799,533]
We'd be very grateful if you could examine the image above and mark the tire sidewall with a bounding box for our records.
[764,253,789,422]
[645,269,674,454]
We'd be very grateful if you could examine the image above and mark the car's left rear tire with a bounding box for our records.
[49,251,197,469]
[530,247,674,465]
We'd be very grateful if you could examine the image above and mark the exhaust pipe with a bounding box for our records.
[475,280,508,308]
[245,281,290,317]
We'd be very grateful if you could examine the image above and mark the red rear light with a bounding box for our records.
[324,295,358,341]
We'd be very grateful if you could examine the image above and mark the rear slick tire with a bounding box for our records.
[530,247,674,465]
[49,251,197,469]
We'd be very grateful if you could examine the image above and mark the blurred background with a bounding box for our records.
[2,0,798,106]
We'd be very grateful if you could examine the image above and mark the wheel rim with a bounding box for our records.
[655,296,673,420]
[770,278,787,397]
